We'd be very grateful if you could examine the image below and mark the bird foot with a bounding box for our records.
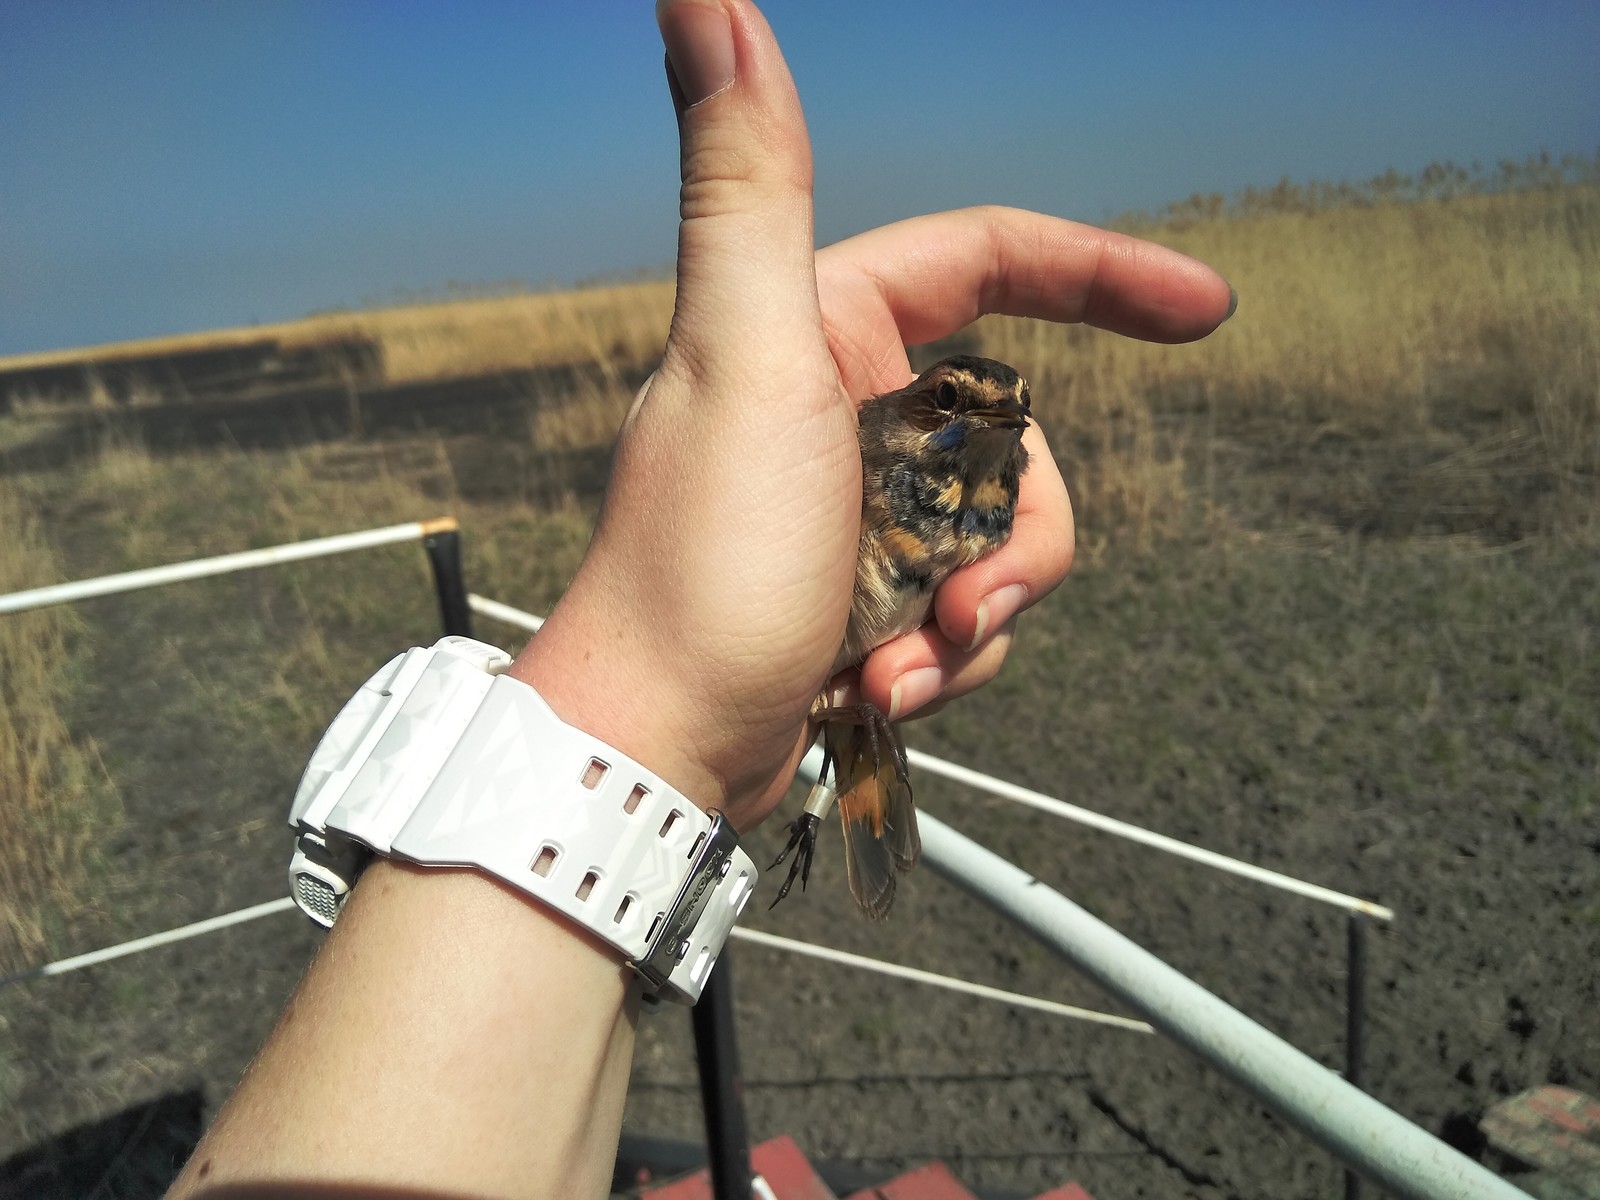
[812,702,909,784]
[768,812,821,909]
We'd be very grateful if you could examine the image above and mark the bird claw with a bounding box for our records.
[768,812,821,909]
[812,702,909,788]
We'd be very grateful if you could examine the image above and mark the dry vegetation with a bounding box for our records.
[369,282,673,384]
[987,179,1599,545]
[0,283,676,410]
[0,496,116,969]
[1,160,1595,970]
[1,160,1597,1195]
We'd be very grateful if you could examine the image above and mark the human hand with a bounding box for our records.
[510,0,1232,831]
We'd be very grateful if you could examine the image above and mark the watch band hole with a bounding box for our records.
[687,831,706,861]
[580,758,609,789]
[613,894,634,924]
[690,945,713,985]
[576,871,599,902]
[623,783,648,814]
[531,845,559,877]
[658,809,682,839]
[646,912,664,944]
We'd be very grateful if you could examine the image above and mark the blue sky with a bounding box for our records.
[2,1,1596,356]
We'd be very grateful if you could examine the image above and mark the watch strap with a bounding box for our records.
[387,673,756,1002]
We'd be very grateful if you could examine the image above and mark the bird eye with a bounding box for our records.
[934,380,959,412]
[1020,384,1031,410]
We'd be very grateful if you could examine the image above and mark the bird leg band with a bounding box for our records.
[767,768,838,909]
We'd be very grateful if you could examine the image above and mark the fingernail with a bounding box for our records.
[888,667,942,721]
[1223,286,1238,322]
[657,0,735,110]
[968,583,1028,651]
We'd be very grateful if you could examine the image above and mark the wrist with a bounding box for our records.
[289,635,758,1004]
[178,855,638,1200]
[362,857,638,988]
[507,600,728,817]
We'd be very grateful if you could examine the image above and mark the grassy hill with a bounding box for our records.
[1,167,1596,1197]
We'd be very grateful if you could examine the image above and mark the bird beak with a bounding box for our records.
[971,398,1031,430]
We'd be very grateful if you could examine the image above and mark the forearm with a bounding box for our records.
[168,860,638,1199]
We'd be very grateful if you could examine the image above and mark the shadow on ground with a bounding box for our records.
[0,1088,202,1200]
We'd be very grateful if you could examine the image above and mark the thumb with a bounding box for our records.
[656,0,824,386]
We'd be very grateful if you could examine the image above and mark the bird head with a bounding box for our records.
[868,355,1032,484]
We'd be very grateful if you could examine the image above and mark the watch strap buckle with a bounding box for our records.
[633,810,739,995]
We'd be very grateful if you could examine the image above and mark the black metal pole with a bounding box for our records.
[1344,911,1368,1200]
[421,524,472,638]
[690,949,753,1200]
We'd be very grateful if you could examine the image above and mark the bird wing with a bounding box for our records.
[824,714,921,921]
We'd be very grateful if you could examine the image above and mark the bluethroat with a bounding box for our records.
[770,355,1032,918]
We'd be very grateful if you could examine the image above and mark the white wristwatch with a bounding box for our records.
[288,635,757,1004]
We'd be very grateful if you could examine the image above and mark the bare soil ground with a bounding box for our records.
[1,375,1596,1200]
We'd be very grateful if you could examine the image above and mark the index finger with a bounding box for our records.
[817,205,1233,391]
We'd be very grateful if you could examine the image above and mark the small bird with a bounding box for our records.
[770,355,1032,918]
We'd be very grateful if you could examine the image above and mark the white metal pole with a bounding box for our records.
[906,750,1394,921]
[467,592,546,632]
[0,897,298,989]
[914,811,1528,1200]
[2,895,1151,1038]
[730,927,1153,1033]
[0,518,457,615]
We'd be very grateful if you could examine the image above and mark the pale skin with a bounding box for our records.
[166,2,1232,1197]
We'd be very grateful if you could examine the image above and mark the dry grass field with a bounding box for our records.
[1,164,1597,1197]
[0,281,675,408]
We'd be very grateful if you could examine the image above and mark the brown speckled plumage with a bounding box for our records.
[772,356,1032,919]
